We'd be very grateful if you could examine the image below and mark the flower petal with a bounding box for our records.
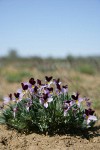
[47,97,53,102]
[88,115,97,121]
[3,97,10,104]
[44,102,48,108]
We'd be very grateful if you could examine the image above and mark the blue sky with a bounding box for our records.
[0,0,100,57]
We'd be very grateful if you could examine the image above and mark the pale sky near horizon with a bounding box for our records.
[0,0,100,58]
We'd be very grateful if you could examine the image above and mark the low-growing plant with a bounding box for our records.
[0,76,97,134]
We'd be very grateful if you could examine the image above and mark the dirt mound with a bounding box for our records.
[0,121,100,150]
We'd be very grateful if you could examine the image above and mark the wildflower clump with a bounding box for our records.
[0,76,97,134]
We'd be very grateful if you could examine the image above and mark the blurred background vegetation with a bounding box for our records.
[0,50,100,110]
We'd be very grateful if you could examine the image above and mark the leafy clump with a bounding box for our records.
[0,76,97,134]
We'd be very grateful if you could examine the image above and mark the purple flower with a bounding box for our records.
[53,78,61,85]
[21,83,28,91]
[40,93,53,108]
[3,93,14,104]
[85,108,94,116]
[9,94,13,100]
[37,83,46,95]
[17,82,29,96]
[29,78,36,88]
[14,93,20,98]
[84,108,97,125]
[62,85,68,94]
[45,76,52,82]
[44,87,53,96]
[71,92,83,107]
[14,92,23,103]
[86,102,91,108]
[26,100,32,111]
[47,87,53,92]
[63,100,73,116]
[3,97,10,104]
[45,76,53,87]
[37,79,42,86]
[34,86,38,94]
[84,97,92,108]
[56,84,62,95]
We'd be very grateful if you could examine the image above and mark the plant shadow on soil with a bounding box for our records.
[7,124,100,141]
[64,125,100,140]
[48,125,100,140]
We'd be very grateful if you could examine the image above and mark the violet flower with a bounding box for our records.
[56,84,62,95]
[38,85,47,96]
[53,78,61,85]
[3,93,14,104]
[45,76,53,87]
[37,79,42,86]
[45,87,53,96]
[29,78,36,88]
[84,97,92,108]
[33,86,38,94]
[14,92,23,103]
[84,108,97,125]
[63,100,72,116]
[71,92,83,107]
[17,82,29,96]
[26,100,32,111]
[21,83,28,91]
[62,85,68,95]
[40,93,53,108]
